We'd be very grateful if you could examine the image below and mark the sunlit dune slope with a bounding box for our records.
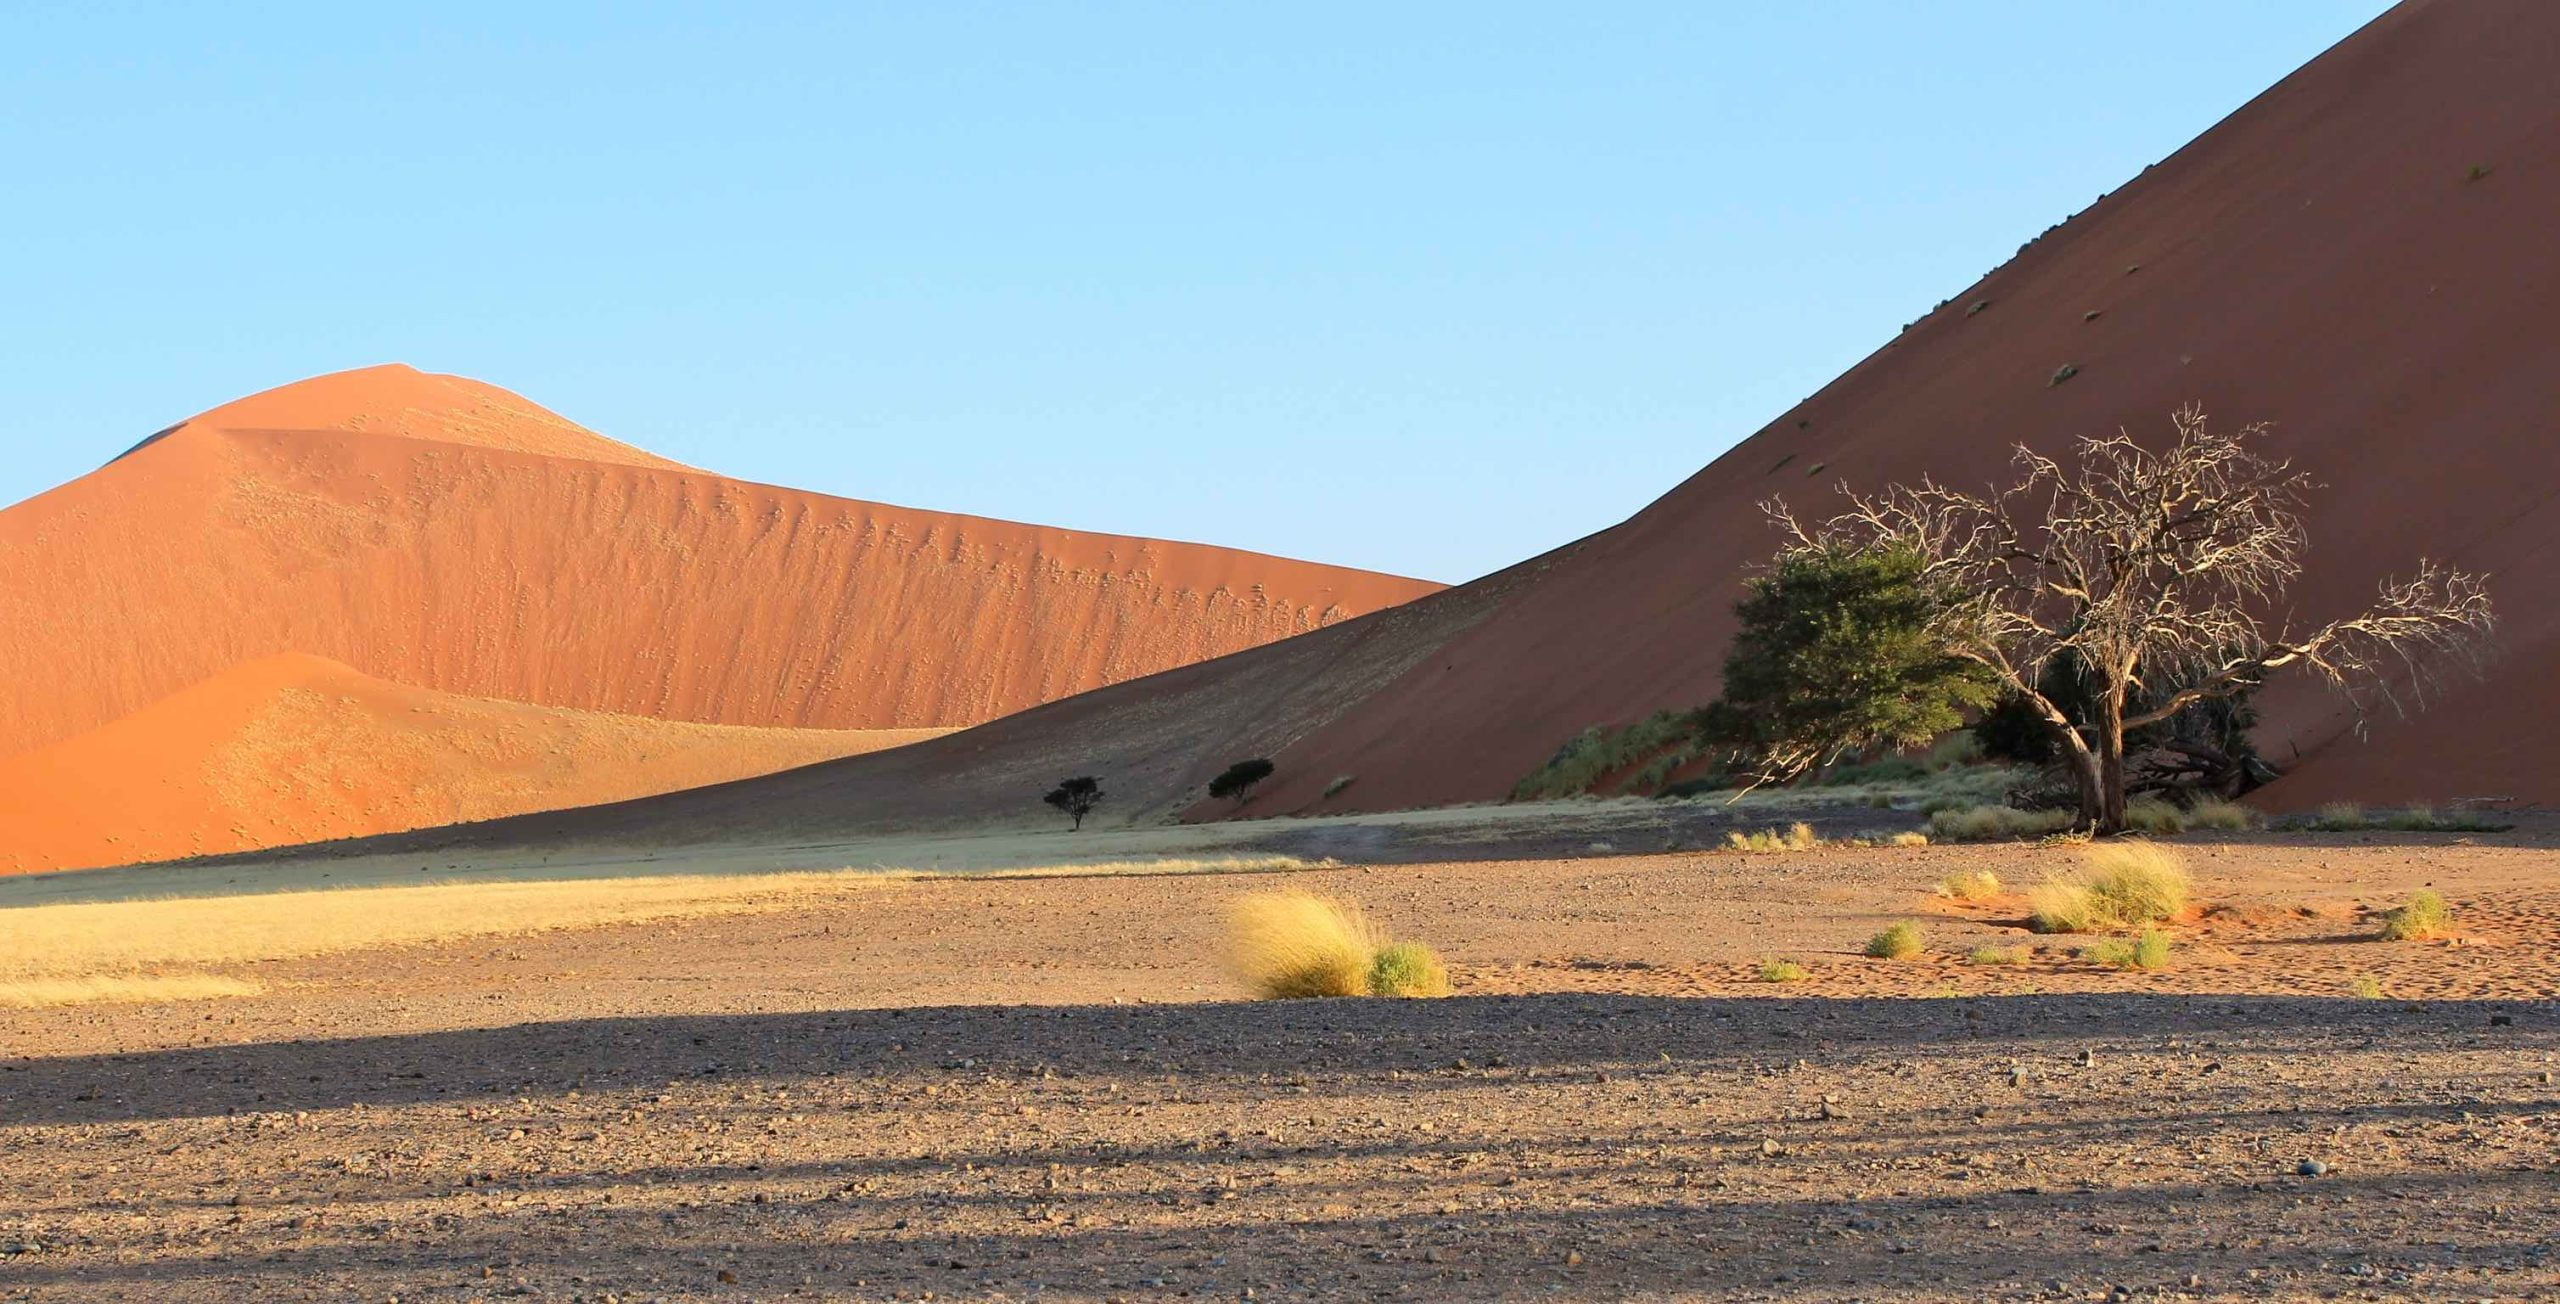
[340,0,2560,862]
[0,364,1441,760]
[0,654,946,875]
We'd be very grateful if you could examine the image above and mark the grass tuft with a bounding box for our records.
[1226,890,1380,998]
[1367,941,1453,997]
[2185,797,2257,831]
[1757,957,1812,983]
[2029,842,2191,933]
[1966,944,2029,967]
[1864,921,1926,960]
[2347,974,2385,999]
[1936,869,2002,902]
[2376,889,2452,942]
[2081,927,2172,970]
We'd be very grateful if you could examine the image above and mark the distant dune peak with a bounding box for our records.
[163,363,698,472]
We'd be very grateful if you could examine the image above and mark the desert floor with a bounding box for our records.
[3,807,2556,1302]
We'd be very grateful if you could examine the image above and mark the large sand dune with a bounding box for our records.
[339,0,2555,864]
[0,365,1438,870]
[0,654,948,874]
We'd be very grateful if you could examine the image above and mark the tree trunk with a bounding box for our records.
[2095,690,2129,834]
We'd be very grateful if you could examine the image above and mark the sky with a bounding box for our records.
[3,2,2393,584]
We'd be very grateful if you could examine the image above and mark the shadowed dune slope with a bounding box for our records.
[0,364,1440,760]
[0,654,949,874]
[336,0,2560,861]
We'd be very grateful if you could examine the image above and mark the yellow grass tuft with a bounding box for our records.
[1864,921,1926,960]
[1757,957,1812,983]
[2376,889,2452,941]
[1368,941,1453,997]
[1936,869,2002,902]
[1226,890,1380,998]
[2185,797,2257,831]
[1965,944,2029,966]
[2080,927,2173,971]
[2029,842,2191,933]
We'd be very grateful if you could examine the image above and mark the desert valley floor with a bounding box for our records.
[3,803,2555,1303]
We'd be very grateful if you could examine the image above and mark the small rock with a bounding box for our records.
[2297,1159,2329,1177]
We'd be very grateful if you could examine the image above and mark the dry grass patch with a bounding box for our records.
[1965,944,2029,967]
[0,856,1327,1008]
[1725,822,1821,854]
[2376,889,2453,941]
[1928,805,2074,842]
[1226,890,1449,999]
[1757,957,1812,983]
[2029,842,2192,934]
[1936,869,2002,902]
[0,973,264,1010]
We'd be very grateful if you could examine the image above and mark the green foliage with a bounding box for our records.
[1966,944,2029,966]
[1321,774,1355,799]
[2286,803,2511,834]
[1757,957,1812,983]
[2030,844,2191,932]
[1208,758,1276,807]
[1699,544,1998,788]
[1513,709,1702,800]
[1042,776,1104,831]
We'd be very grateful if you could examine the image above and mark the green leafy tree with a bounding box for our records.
[1043,776,1104,831]
[1207,758,1276,808]
[1699,543,1998,790]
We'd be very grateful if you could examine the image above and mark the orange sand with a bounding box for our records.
[0,366,1438,870]
[0,654,945,874]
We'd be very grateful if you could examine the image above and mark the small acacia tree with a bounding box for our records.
[1768,406,2494,832]
[1699,543,1998,790]
[1208,758,1276,809]
[1044,776,1104,831]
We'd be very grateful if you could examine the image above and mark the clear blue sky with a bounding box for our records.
[4,2,2392,583]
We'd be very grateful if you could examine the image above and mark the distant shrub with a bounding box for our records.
[2347,974,2385,999]
[1865,921,1926,960]
[1367,942,1453,997]
[1936,869,2002,902]
[2377,889,2452,942]
[1322,774,1355,799]
[2288,803,2509,835]
[1208,758,1276,808]
[1888,830,1931,848]
[1928,804,2074,843]
[1758,957,1811,983]
[2048,364,2080,387]
[1966,944,2029,967]
[1043,776,1104,831]
[1513,710,1701,800]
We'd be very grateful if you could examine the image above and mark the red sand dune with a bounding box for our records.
[0,654,946,874]
[363,0,2553,861]
[0,365,1438,870]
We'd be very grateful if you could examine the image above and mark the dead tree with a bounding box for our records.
[1778,406,2494,832]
